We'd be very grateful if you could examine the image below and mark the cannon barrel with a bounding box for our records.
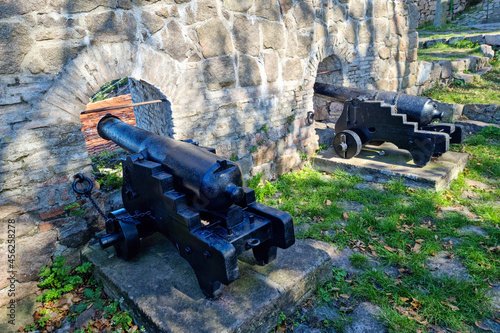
[314,83,442,126]
[97,114,244,211]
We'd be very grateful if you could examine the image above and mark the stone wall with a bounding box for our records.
[0,0,418,309]
[416,0,470,26]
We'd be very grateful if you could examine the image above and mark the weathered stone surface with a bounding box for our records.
[238,55,262,87]
[485,34,500,46]
[24,41,83,74]
[0,293,39,333]
[0,21,33,74]
[195,0,218,21]
[344,20,357,44]
[378,47,391,60]
[279,0,293,14]
[345,302,386,333]
[451,59,466,72]
[427,251,470,280]
[417,61,432,85]
[203,55,236,90]
[83,235,333,333]
[433,0,450,27]
[296,33,313,58]
[197,19,234,58]
[314,143,469,191]
[263,51,279,82]
[262,20,285,50]
[255,0,280,21]
[85,10,137,43]
[454,72,475,85]
[275,153,301,175]
[480,44,495,59]
[223,0,252,12]
[0,0,46,18]
[315,122,334,147]
[293,1,314,29]
[438,60,452,78]
[252,141,276,166]
[161,21,191,61]
[348,0,366,19]
[462,104,500,124]
[16,231,57,283]
[283,59,303,81]
[141,11,165,34]
[233,15,260,57]
[373,1,388,18]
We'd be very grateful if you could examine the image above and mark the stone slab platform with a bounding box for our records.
[313,143,469,191]
[82,234,333,333]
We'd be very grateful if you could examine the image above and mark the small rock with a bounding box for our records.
[309,304,340,328]
[480,44,495,59]
[345,302,386,333]
[426,251,470,281]
[74,305,95,329]
[457,225,488,237]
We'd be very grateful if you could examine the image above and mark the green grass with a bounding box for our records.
[417,41,484,63]
[261,127,500,332]
[421,58,500,105]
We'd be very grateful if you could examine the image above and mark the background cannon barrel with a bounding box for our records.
[314,83,442,126]
[97,114,244,211]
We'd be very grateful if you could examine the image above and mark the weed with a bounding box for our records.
[250,146,258,154]
[350,253,369,268]
[230,153,239,161]
[257,123,269,133]
[37,257,89,303]
[286,115,295,124]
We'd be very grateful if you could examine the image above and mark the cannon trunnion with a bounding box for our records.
[97,115,295,298]
[314,83,463,167]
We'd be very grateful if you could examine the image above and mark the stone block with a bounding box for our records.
[223,0,252,12]
[0,21,33,74]
[293,1,315,29]
[296,33,313,58]
[252,141,276,166]
[203,56,236,90]
[451,59,465,72]
[85,10,137,43]
[82,235,333,333]
[262,21,285,51]
[195,0,218,21]
[480,45,494,59]
[343,20,357,44]
[283,59,303,81]
[141,11,165,34]
[279,0,293,14]
[238,55,262,87]
[254,0,280,21]
[485,34,500,47]
[348,0,365,19]
[233,14,260,57]
[417,61,433,85]
[462,104,500,124]
[454,72,475,85]
[439,60,452,78]
[263,51,279,83]
[15,231,57,284]
[314,143,469,191]
[197,19,234,58]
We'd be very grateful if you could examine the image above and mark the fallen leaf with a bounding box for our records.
[398,268,406,273]
[384,245,396,252]
[339,294,351,299]
[343,212,349,221]
[412,243,422,253]
[400,297,410,302]
[326,199,332,206]
[441,301,459,311]
[446,253,455,259]
[415,239,424,244]
[475,321,493,331]
[394,279,402,285]
[429,252,436,256]
[411,298,421,308]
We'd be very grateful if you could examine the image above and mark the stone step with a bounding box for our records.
[82,234,334,333]
[314,143,469,191]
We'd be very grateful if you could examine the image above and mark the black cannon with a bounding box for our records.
[314,83,463,167]
[93,114,295,298]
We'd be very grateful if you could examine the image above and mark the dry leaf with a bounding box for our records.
[429,252,436,256]
[411,298,421,308]
[412,243,421,253]
[415,239,424,244]
[340,294,351,299]
[384,245,396,252]
[399,297,410,302]
[441,301,459,311]
[343,212,349,221]
[394,279,402,285]
[475,321,493,331]
[326,199,332,206]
